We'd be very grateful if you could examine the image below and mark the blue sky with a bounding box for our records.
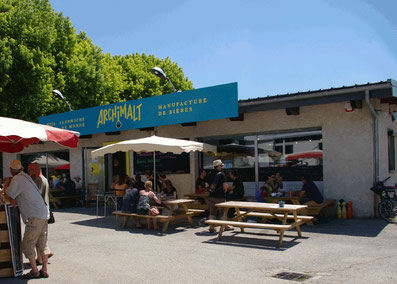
[50,0,397,100]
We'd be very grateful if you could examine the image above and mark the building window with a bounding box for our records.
[202,135,256,181]
[388,130,395,171]
[257,131,322,182]
[201,129,323,185]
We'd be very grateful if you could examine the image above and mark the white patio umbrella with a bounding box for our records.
[91,135,217,190]
[29,153,70,168]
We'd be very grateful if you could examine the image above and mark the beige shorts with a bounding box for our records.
[209,197,225,217]
[21,217,51,259]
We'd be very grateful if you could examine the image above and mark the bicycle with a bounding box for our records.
[370,177,397,223]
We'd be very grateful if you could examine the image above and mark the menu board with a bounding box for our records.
[133,152,190,174]
[5,204,23,277]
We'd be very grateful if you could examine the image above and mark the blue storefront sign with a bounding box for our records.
[39,82,238,135]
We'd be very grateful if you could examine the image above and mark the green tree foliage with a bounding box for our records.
[0,0,193,122]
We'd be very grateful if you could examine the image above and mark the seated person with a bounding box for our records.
[195,169,208,194]
[137,181,162,230]
[74,176,84,195]
[126,177,135,189]
[145,170,161,193]
[264,175,276,194]
[121,181,140,213]
[158,173,167,192]
[273,172,283,191]
[62,175,76,195]
[61,174,76,207]
[134,174,145,191]
[110,175,119,191]
[256,186,270,203]
[115,174,129,196]
[161,179,177,199]
[298,176,324,205]
[256,176,275,202]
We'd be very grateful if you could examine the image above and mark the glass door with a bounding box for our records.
[83,147,105,199]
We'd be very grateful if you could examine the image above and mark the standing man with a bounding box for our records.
[226,170,245,218]
[28,163,53,266]
[207,160,229,233]
[6,160,50,279]
[226,170,245,201]
[28,163,49,209]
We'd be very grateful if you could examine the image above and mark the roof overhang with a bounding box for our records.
[239,79,397,113]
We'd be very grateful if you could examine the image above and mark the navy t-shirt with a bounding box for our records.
[302,181,324,203]
[208,170,226,198]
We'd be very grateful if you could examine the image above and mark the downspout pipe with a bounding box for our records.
[365,90,379,183]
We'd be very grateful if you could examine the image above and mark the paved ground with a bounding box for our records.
[1,206,397,283]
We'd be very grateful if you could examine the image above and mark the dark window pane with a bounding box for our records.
[285,145,293,154]
[388,133,395,171]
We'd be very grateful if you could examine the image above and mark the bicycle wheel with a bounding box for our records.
[378,200,397,223]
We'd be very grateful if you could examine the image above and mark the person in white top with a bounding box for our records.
[6,160,51,279]
[28,163,54,266]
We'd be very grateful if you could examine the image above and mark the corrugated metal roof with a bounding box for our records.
[239,80,391,103]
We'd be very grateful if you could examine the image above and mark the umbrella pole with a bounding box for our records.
[46,153,49,179]
[153,151,157,193]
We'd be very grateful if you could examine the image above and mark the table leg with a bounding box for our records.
[123,216,130,228]
[182,204,195,227]
[293,211,302,237]
[104,196,107,217]
[204,197,209,208]
[217,225,225,240]
[278,229,285,247]
[235,208,244,232]
[96,195,99,217]
[282,212,288,224]
[50,193,58,209]
[162,205,174,233]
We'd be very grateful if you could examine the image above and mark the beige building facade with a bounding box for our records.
[2,80,397,217]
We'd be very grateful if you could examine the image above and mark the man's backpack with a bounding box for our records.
[209,171,222,194]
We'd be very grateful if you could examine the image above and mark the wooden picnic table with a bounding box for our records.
[113,198,204,233]
[206,201,311,247]
[270,196,301,205]
[49,188,83,209]
[184,192,210,210]
[161,199,197,232]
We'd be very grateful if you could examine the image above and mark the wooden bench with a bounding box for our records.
[205,219,292,247]
[238,211,314,225]
[50,195,83,209]
[186,209,205,215]
[113,211,171,233]
[113,209,204,233]
[305,199,336,216]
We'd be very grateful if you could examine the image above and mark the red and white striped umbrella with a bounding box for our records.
[285,150,323,161]
[0,116,80,153]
